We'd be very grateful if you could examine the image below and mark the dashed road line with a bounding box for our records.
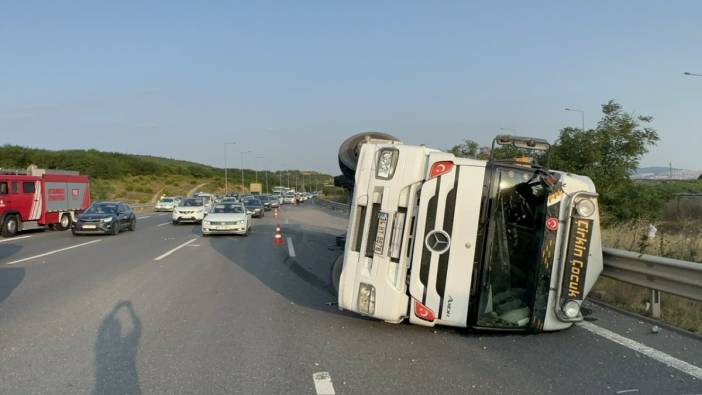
[312,372,335,395]
[157,222,170,227]
[137,215,151,220]
[577,321,702,380]
[0,235,32,243]
[5,239,103,265]
[154,238,197,261]
[286,237,296,257]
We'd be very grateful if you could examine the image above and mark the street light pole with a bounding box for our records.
[223,142,236,194]
[565,108,585,132]
[240,150,252,192]
[254,156,264,184]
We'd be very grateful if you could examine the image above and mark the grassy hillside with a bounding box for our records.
[1,145,333,203]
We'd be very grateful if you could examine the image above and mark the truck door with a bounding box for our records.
[10,180,40,221]
[0,181,10,213]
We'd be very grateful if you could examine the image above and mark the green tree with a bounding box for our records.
[550,100,660,220]
[448,139,480,158]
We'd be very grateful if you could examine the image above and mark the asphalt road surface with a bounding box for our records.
[0,203,700,394]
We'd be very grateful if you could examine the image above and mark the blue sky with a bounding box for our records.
[2,1,701,174]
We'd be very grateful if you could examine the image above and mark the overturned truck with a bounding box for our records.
[335,133,603,332]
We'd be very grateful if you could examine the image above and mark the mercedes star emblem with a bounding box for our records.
[425,230,451,254]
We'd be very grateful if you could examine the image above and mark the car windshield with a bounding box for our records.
[181,198,204,207]
[244,199,261,206]
[159,198,173,203]
[212,204,244,214]
[476,166,549,329]
[85,204,118,214]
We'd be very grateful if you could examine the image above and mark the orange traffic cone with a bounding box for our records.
[273,225,284,246]
[274,208,279,219]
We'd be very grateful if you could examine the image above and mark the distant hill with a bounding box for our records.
[633,166,701,180]
[0,145,331,182]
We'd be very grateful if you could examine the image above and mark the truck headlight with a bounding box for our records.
[563,300,581,319]
[376,149,398,180]
[357,283,376,315]
[575,199,596,218]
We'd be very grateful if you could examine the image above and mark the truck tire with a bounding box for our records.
[330,253,343,296]
[2,215,19,237]
[56,213,72,231]
[338,132,400,180]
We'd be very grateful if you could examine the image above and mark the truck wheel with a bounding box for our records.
[56,214,72,231]
[330,253,343,296]
[2,215,19,237]
[338,132,400,180]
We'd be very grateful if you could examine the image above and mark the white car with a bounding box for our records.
[172,197,207,224]
[283,193,296,204]
[201,203,251,236]
[155,197,176,211]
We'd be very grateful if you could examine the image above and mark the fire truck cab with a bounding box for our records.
[336,133,603,332]
[0,166,90,237]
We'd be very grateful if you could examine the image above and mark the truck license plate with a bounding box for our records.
[374,211,389,255]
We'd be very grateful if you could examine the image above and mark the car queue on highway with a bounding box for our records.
[36,189,318,239]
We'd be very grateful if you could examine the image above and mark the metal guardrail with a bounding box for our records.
[314,197,350,213]
[312,198,702,314]
[602,247,702,302]
[130,203,154,210]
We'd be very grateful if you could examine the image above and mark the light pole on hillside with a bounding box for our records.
[240,150,252,192]
[254,156,264,184]
[565,108,585,132]
[223,142,236,194]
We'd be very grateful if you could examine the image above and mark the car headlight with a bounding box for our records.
[563,300,581,319]
[202,221,210,226]
[101,217,113,223]
[575,199,596,218]
[357,282,376,315]
[376,148,398,179]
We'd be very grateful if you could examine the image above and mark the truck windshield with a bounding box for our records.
[476,166,548,329]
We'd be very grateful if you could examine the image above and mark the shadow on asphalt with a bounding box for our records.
[0,243,22,263]
[207,222,351,317]
[94,301,142,395]
[0,266,25,304]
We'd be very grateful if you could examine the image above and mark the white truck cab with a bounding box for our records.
[336,133,603,332]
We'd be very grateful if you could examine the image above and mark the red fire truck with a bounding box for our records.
[0,166,90,237]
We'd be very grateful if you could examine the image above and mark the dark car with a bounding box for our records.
[266,194,280,208]
[258,195,273,211]
[72,202,136,235]
[242,197,264,218]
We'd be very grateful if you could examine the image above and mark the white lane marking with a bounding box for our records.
[312,372,335,395]
[154,238,197,261]
[137,215,151,220]
[286,237,296,257]
[157,222,170,227]
[5,239,102,265]
[577,321,702,380]
[0,235,32,243]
